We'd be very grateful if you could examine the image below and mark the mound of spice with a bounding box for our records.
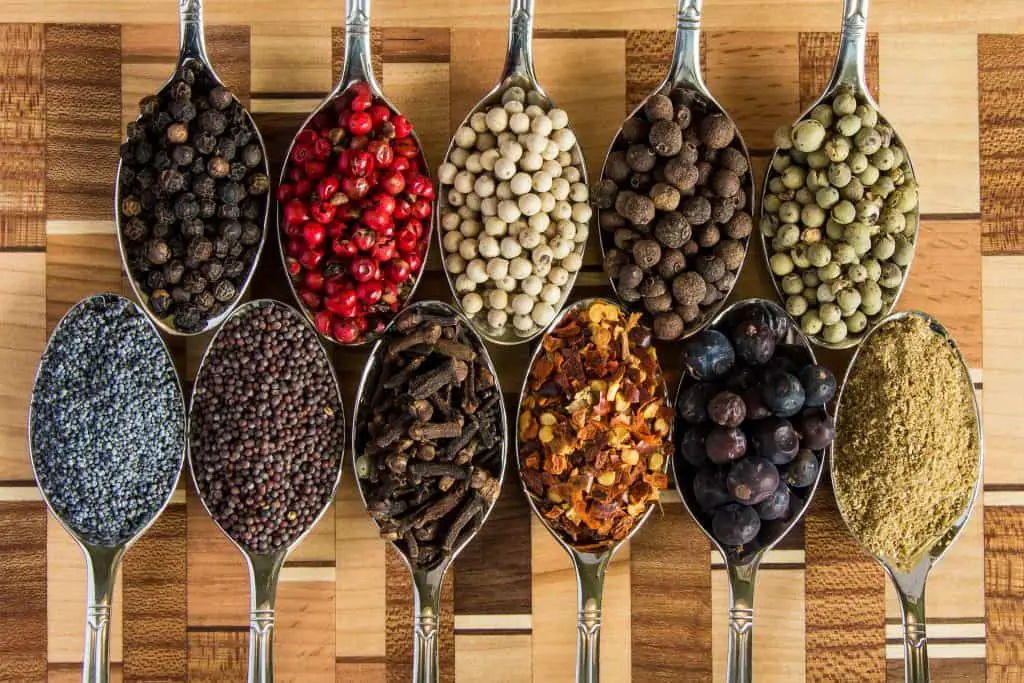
[518,301,671,549]
[118,60,269,332]
[596,91,753,340]
[833,315,979,572]
[31,295,184,546]
[189,301,344,554]
[279,81,433,345]
[355,307,503,569]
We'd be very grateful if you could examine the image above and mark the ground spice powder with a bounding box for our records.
[833,315,979,572]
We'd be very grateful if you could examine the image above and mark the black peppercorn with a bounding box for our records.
[182,270,207,294]
[246,174,270,196]
[122,217,148,242]
[192,174,216,199]
[228,162,247,182]
[175,64,197,85]
[201,259,224,282]
[213,279,236,303]
[169,80,191,102]
[168,99,196,123]
[199,199,217,218]
[213,238,231,260]
[181,218,205,240]
[215,137,236,161]
[120,195,143,218]
[164,260,185,285]
[240,222,261,246]
[149,289,172,315]
[241,144,262,168]
[145,270,167,291]
[170,286,190,305]
[135,167,155,190]
[223,259,245,279]
[151,222,171,240]
[207,156,230,179]
[183,256,201,271]
[132,140,154,166]
[194,131,217,156]
[175,304,202,331]
[152,150,172,171]
[219,220,242,243]
[139,95,159,116]
[172,145,195,167]
[193,290,215,313]
[187,237,214,262]
[198,110,227,136]
[126,121,145,142]
[218,204,241,220]
[240,199,259,221]
[146,239,171,265]
[208,86,233,111]
[217,182,245,205]
[156,170,186,196]
[119,165,136,188]
[166,123,189,145]
[232,126,253,148]
[173,193,200,220]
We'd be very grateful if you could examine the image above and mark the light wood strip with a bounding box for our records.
[275,580,335,682]
[286,500,336,565]
[888,658,987,682]
[0,485,43,501]
[251,22,333,98]
[185,483,249,628]
[46,662,122,682]
[43,220,114,235]
[631,503,712,681]
[0,252,45,481]
[382,61,450,179]
[454,634,532,683]
[0,501,47,681]
[122,502,188,681]
[985,491,1024,507]
[712,569,805,682]
[454,614,532,631]
[986,507,1024,679]
[448,28,504,133]
[879,34,980,215]
[336,660,386,682]
[44,234,122,332]
[0,24,45,249]
[44,24,120,222]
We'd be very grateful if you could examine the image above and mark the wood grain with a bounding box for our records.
[986,507,1024,680]
[797,32,880,110]
[186,630,247,682]
[979,34,1024,254]
[0,502,46,682]
[625,30,675,114]
[0,24,45,249]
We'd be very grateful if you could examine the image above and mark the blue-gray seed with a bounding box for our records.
[30,294,184,546]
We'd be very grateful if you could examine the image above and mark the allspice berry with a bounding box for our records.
[718,147,749,174]
[715,239,746,271]
[724,212,753,239]
[681,196,712,225]
[615,191,656,226]
[592,179,619,209]
[618,263,644,289]
[654,212,691,249]
[605,151,631,183]
[621,117,650,143]
[632,239,662,270]
[653,311,685,340]
[645,292,673,314]
[644,94,674,122]
[626,144,657,172]
[657,249,687,279]
[673,271,707,306]
[695,254,726,283]
[695,224,721,248]
[677,304,701,323]
[638,275,667,298]
[710,169,741,198]
[649,120,683,156]
[650,183,681,212]
[665,157,699,191]
[700,113,735,149]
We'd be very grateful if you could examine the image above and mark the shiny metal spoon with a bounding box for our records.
[188,299,346,683]
[760,0,919,350]
[114,0,271,336]
[28,293,186,683]
[351,300,508,683]
[516,297,670,683]
[831,310,982,683]
[597,0,754,339]
[672,298,827,683]
[277,0,431,347]
[435,0,590,346]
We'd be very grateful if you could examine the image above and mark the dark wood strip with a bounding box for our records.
[631,503,712,682]
[887,657,986,682]
[44,24,120,222]
[979,34,1024,255]
[535,29,628,40]
[986,507,1024,679]
[798,31,879,110]
[123,502,188,681]
[0,245,46,253]
[336,655,387,664]
[381,27,451,62]
[0,24,45,249]
[187,625,249,633]
[0,479,38,487]
[0,502,46,682]
[625,30,675,114]
[920,212,983,222]
[186,630,248,682]
[985,484,1024,492]
[805,486,886,682]
[283,559,336,568]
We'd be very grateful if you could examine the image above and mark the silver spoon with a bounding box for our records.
[351,300,508,683]
[28,293,186,683]
[516,297,670,683]
[114,0,271,336]
[277,0,431,347]
[760,0,919,350]
[597,0,754,338]
[672,298,828,683]
[188,299,346,683]
[435,0,590,346]
[831,310,982,683]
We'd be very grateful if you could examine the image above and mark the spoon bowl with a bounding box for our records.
[114,0,271,337]
[188,299,346,683]
[277,0,431,348]
[831,310,982,683]
[352,300,508,683]
[759,0,919,350]
[516,297,671,682]
[435,0,590,346]
[597,0,755,340]
[28,293,186,683]
[671,298,827,683]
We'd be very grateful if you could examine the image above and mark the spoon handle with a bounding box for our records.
[897,584,931,682]
[725,560,759,683]
[82,546,122,683]
[340,0,379,90]
[177,0,211,67]
[829,0,870,92]
[666,0,705,91]
[501,0,538,84]
[412,573,443,683]
[572,553,610,683]
[246,554,284,683]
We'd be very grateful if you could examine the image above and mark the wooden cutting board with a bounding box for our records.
[0,2,1021,681]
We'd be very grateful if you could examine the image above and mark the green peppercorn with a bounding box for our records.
[836,114,862,137]
[772,154,792,173]
[856,104,878,128]
[879,261,903,289]
[879,208,906,234]
[836,288,862,315]
[832,200,856,225]
[793,119,827,153]
[854,127,883,155]
[781,273,803,295]
[770,253,794,276]
[779,201,801,225]
[806,242,830,268]
[862,258,882,282]
[846,310,868,334]
[872,176,897,199]
[848,151,869,174]
[775,224,800,249]
[871,147,895,171]
[823,320,848,344]
[847,263,868,283]
[841,177,865,202]
[891,186,919,213]
[782,165,807,190]
[833,242,856,265]
[802,270,820,287]
[872,234,896,260]
[769,177,786,194]
[804,286,818,304]
[801,310,823,335]
[760,214,779,237]
[774,125,794,150]
[819,302,842,326]
[786,294,809,317]
[807,150,830,170]
[859,165,880,187]
[806,169,829,192]
[890,145,906,168]
[763,195,782,214]
[801,204,826,228]
[825,219,845,240]
[903,212,919,239]
[818,262,842,282]
[791,245,812,269]
[833,91,858,116]
[887,165,907,186]
[810,103,835,127]
[825,136,851,162]
[815,186,840,209]
[855,198,881,224]
[817,283,836,303]
[892,236,914,266]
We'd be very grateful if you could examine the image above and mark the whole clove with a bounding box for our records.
[356,306,504,569]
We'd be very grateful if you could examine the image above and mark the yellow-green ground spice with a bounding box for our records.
[833,315,979,572]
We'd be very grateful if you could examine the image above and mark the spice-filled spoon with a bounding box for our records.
[29,294,186,683]
[352,301,507,683]
[436,0,591,346]
[188,299,346,683]
[115,0,271,336]
[517,299,672,682]
[831,311,982,683]
[595,0,755,343]
[672,298,836,683]
[277,0,434,347]
[760,0,919,349]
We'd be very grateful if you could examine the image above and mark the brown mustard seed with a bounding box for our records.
[833,316,979,572]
